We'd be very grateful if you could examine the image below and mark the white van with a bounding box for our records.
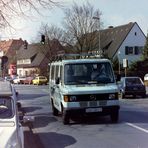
[49,58,120,124]
[0,81,24,148]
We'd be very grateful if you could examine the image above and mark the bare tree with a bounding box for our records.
[63,2,103,55]
[36,2,103,61]
[0,0,60,29]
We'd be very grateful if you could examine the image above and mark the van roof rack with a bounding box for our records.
[52,53,101,61]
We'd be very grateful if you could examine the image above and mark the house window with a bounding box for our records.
[125,46,134,55]
[128,47,133,54]
[17,60,24,65]
[125,46,143,55]
[24,59,31,64]
[19,70,22,76]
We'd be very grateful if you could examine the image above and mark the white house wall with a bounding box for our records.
[17,68,24,76]
[17,67,39,76]
[117,23,146,66]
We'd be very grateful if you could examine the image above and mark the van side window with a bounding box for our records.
[55,65,59,79]
[51,65,55,80]
[60,66,62,77]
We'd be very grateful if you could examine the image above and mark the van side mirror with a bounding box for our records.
[55,77,60,84]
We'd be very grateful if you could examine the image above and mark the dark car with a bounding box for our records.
[119,77,146,98]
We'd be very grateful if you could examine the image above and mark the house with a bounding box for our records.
[16,39,65,77]
[100,22,146,66]
[0,39,24,76]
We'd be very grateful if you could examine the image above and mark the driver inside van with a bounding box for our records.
[91,64,106,81]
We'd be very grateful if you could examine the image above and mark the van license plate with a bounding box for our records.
[86,108,102,113]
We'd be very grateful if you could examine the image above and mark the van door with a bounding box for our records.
[52,65,62,110]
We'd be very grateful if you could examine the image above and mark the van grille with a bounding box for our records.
[68,93,118,102]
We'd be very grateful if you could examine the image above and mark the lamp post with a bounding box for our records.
[118,51,121,75]
[93,16,101,57]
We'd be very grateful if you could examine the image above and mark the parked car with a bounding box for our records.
[119,77,146,98]
[144,74,148,86]
[0,77,4,81]
[13,76,27,84]
[32,76,48,85]
[144,74,148,81]
[0,81,34,148]
[5,76,14,83]
[23,76,34,84]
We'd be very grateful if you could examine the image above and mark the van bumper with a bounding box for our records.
[64,105,120,116]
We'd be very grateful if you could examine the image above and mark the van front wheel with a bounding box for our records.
[62,109,70,125]
[63,113,70,125]
[51,100,58,116]
[110,109,119,123]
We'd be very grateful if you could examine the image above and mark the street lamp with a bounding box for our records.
[118,51,121,75]
[93,16,101,57]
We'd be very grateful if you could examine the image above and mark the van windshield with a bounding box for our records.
[0,97,13,119]
[64,62,115,85]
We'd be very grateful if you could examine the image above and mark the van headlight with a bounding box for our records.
[109,94,116,99]
[69,96,77,102]
[64,95,77,102]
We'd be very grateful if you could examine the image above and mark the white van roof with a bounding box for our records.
[49,58,111,65]
[0,81,13,96]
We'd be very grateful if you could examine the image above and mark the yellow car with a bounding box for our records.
[32,76,48,85]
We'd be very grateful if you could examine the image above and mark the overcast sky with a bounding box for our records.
[1,0,148,43]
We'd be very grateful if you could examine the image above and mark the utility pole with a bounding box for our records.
[93,16,101,57]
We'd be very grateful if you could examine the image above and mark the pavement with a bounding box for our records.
[23,125,44,148]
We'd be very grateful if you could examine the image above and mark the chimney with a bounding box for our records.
[108,26,114,29]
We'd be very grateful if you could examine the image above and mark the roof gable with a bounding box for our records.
[100,22,135,58]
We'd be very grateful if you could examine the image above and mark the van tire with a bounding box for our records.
[51,100,58,116]
[110,109,119,123]
[62,106,70,124]
[63,112,70,125]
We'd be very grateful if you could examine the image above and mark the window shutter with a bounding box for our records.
[135,46,139,55]
[125,46,128,55]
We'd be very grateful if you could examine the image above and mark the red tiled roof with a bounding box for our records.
[0,39,24,54]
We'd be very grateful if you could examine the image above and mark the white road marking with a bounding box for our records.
[126,122,148,133]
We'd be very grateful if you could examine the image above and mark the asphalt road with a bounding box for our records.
[15,84,148,148]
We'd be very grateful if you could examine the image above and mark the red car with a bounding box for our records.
[22,77,34,84]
